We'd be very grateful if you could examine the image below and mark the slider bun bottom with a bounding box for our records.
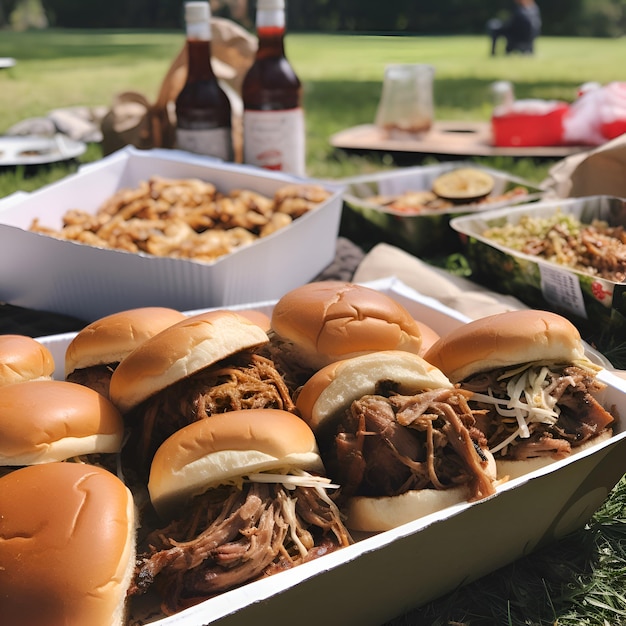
[350,431,615,532]
[496,430,613,481]
[346,485,474,532]
[347,449,497,532]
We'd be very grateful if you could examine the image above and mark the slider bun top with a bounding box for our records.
[65,306,186,377]
[235,309,272,333]
[109,310,270,414]
[270,281,424,370]
[0,380,124,466]
[0,462,135,626]
[0,334,55,385]
[296,350,453,433]
[148,408,324,517]
[423,309,587,383]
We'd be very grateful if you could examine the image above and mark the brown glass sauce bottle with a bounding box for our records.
[175,1,234,161]
[242,0,305,175]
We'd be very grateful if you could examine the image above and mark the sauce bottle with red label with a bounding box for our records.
[242,0,305,175]
[175,1,234,161]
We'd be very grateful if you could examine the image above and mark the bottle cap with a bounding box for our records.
[257,0,285,10]
[185,1,211,23]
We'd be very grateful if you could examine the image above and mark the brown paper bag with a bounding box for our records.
[100,17,256,156]
[542,133,626,198]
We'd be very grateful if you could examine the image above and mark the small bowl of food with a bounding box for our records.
[338,161,543,258]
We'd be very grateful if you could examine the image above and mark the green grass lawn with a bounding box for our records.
[1,30,626,626]
[1,30,626,185]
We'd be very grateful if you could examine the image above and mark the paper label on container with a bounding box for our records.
[243,108,305,176]
[539,264,587,319]
[176,127,233,161]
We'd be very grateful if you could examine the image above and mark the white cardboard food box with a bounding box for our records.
[36,277,626,626]
[0,147,344,323]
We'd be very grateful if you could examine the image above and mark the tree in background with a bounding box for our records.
[0,0,19,26]
[578,0,625,37]
[8,0,626,36]
[37,0,183,27]
[283,0,623,37]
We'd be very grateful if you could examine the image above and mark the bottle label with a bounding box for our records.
[243,108,305,176]
[176,127,233,161]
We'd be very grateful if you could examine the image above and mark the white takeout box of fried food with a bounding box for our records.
[0,146,344,322]
[35,277,626,626]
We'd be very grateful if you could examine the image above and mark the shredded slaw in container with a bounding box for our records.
[482,210,626,282]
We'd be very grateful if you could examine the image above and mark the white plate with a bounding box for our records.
[0,134,86,166]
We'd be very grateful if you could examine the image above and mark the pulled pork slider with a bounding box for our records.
[295,350,498,532]
[65,306,186,399]
[0,380,124,473]
[109,310,296,473]
[423,310,616,479]
[0,462,136,626]
[266,280,424,388]
[129,409,352,616]
[0,334,55,385]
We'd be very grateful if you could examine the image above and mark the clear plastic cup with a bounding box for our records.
[375,64,435,139]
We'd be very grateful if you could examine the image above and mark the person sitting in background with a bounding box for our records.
[488,0,542,56]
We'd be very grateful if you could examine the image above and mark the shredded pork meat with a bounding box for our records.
[129,481,352,615]
[128,352,296,472]
[257,330,318,392]
[322,386,496,506]
[461,364,615,460]
[66,363,116,399]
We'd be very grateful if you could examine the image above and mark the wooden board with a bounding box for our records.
[330,121,588,159]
